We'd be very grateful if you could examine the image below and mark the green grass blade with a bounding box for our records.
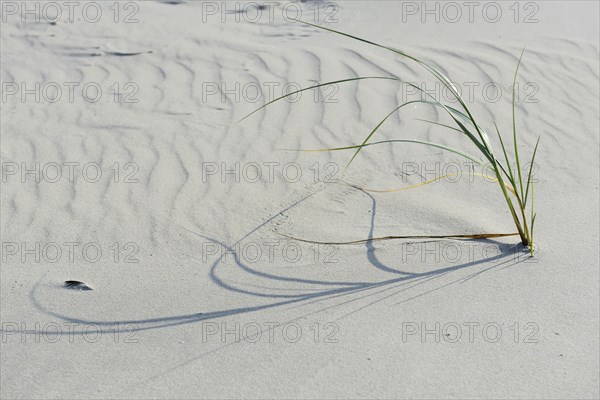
[287,17,423,65]
[494,122,517,184]
[243,20,538,251]
[385,82,490,159]
[289,18,490,148]
[346,100,423,167]
[280,138,486,165]
[512,48,526,199]
[418,101,490,156]
[530,211,536,255]
[416,118,504,169]
[344,85,492,169]
[415,118,464,134]
[530,176,536,256]
[524,136,540,207]
[406,84,493,162]
[238,76,400,122]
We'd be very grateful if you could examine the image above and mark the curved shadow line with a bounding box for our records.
[142,244,520,386]
[25,182,522,337]
[26,239,516,335]
[363,189,421,275]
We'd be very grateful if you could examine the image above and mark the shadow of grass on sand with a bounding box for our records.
[27,184,530,337]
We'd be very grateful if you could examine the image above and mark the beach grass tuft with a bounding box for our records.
[241,20,540,255]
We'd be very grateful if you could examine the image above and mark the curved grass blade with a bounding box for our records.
[346,174,460,193]
[238,76,400,122]
[277,231,519,246]
[343,81,492,169]
[415,118,516,182]
[345,172,518,198]
[415,118,464,134]
[400,83,492,159]
[529,165,536,255]
[494,122,517,184]
[346,100,424,168]
[415,118,515,178]
[529,196,536,253]
[512,48,527,199]
[245,19,538,251]
[524,136,541,206]
[288,18,491,151]
[280,138,485,166]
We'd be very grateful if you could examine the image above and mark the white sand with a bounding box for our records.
[1,1,598,398]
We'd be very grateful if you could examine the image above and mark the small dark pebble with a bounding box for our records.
[64,280,93,291]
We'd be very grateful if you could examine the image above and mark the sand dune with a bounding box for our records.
[1,1,598,398]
